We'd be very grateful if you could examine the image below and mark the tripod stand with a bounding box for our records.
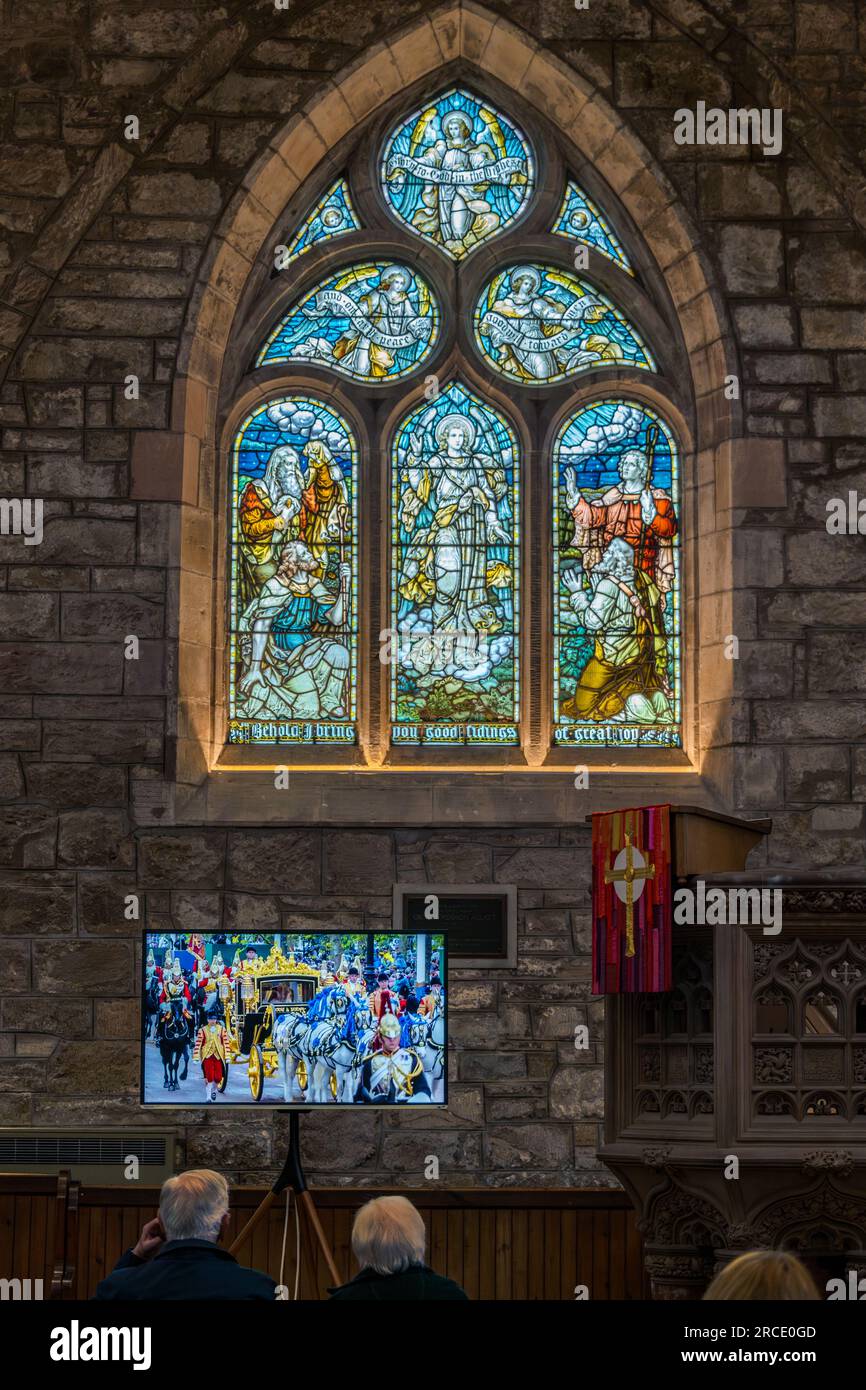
[229,1110,340,1292]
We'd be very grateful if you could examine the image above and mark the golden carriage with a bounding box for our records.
[226,943,321,1101]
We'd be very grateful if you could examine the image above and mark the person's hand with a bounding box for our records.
[132,1217,165,1261]
[563,467,580,508]
[562,567,583,593]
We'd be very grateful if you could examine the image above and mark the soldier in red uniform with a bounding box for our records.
[193,1008,231,1103]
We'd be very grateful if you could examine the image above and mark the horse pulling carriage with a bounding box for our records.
[225,943,321,1101]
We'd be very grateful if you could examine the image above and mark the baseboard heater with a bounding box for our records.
[0,1128,181,1185]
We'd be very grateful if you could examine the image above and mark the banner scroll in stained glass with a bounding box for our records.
[474,265,652,385]
[390,381,520,747]
[381,88,534,260]
[229,397,358,746]
[257,262,439,383]
[553,400,681,749]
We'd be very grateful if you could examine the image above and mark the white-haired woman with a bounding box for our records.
[329,1195,468,1300]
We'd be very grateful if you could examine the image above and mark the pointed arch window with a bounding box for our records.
[225,84,685,760]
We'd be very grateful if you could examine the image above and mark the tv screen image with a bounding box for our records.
[142,931,446,1107]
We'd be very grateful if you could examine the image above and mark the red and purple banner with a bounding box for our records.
[592,805,672,994]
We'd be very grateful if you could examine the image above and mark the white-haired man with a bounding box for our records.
[93,1169,275,1300]
[562,536,672,725]
[329,1195,467,1300]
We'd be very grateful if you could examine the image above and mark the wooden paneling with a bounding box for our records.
[0,1176,648,1300]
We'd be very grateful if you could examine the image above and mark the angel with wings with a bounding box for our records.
[395,103,527,257]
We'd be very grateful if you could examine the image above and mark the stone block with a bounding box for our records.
[550,1064,604,1119]
[733,304,796,347]
[47,1041,139,1094]
[0,872,75,935]
[224,893,280,935]
[483,1121,572,1169]
[61,593,163,640]
[754,700,865,741]
[58,810,134,870]
[138,831,225,888]
[448,981,497,1011]
[617,42,730,107]
[323,832,393,892]
[94,1000,140,1039]
[732,745,784,808]
[699,164,783,218]
[380,1127,481,1170]
[0,1060,45,1092]
[1,997,90,1036]
[787,531,866,586]
[814,396,866,437]
[801,309,866,349]
[809,633,866,694]
[718,225,784,294]
[42,720,163,763]
[533,1005,585,1039]
[33,940,133,994]
[0,807,56,868]
[78,873,138,935]
[460,1051,527,1081]
[128,172,222,217]
[228,830,319,892]
[284,1108,378,1169]
[785,745,850,802]
[493,846,587,889]
[790,232,866,303]
[419,839,492,882]
[0,941,30,992]
[0,642,120,695]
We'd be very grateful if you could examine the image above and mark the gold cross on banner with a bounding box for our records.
[604,831,656,958]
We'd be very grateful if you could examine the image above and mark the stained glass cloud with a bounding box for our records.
[229,397,359,746]
[552,400,681,749]
[380,88,534,259]
[474,264,653,384]
[280,177,360,267]
[552,181,633,274]
[390,381,520,746]
[257,261,440,382]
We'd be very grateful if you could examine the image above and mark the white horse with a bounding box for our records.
[421,1000,446,1102]
[303,986,353,1103]
[272,1011,310,1102]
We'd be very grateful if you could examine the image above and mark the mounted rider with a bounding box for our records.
[355,1013,430,1104]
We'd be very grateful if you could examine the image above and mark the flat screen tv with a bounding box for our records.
[142,930,446,1107]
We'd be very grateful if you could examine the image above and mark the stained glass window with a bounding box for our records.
[280,177,360,266]
[228,397,358,745]
[552,181,633,274]
[390,381,520,746]
[380,88,533,259]
[232,88,683,764]
[552,401,681,748]
[257,262,439,382]
[473,265,652,384]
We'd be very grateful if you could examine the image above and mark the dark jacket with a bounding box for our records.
[328,1264,468,1301]
[93,1238,276,1301]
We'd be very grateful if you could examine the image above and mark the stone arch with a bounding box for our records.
[168,0,744,810]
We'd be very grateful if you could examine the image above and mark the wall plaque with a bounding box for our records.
[392,883,517,967]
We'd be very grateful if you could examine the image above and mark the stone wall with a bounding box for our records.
[1,0,865,1182]
[3,825,604,1185]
